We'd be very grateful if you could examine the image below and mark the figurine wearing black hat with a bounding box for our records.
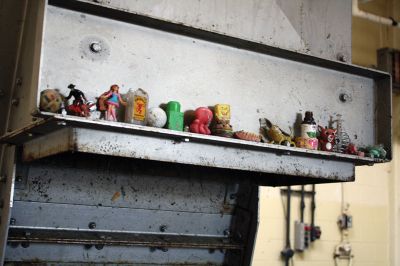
[66,84,87,106]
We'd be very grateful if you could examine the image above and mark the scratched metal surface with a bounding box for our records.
[39,5,375,149]
[18,126,355,181]
[14,154,238,213]
[5,243,225,264]
[76,0,352,62]
[7,153,248,264]
[10,201,232,236]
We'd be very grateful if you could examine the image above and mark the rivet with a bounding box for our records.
[90,42,102,53]
[95,244,104,250]
[88,222,96,229]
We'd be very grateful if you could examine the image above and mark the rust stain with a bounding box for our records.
[111,191,121,202]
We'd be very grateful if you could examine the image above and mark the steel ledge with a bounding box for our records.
[0,113,382,184]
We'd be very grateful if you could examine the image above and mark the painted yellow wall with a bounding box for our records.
[253,0,400,265]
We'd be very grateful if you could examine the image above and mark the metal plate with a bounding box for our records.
[11,201,232,236]
[36,4,391,158]
[0,115,362,182]
[76,0,352,62]
[5,243,225,264]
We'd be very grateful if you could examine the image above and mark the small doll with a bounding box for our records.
[98,84,127,121]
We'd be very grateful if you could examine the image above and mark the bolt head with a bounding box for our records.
[90,42,102,53]
[88,222,96,229]
[95,244,104,250]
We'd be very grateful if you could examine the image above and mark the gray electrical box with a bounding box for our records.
[294,221,309,252]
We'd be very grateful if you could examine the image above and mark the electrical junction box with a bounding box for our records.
[294,221,309,252]
[338,214,353,230]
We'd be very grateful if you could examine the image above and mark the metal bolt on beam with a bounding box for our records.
[95,244,104,250]
[90,42,102,53]
[88,222,96,229]
[223,229,230,237]
[159,225,167,232]
[229,193,237,200]
[9,218,16,225]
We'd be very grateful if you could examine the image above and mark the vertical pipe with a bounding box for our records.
[310,184,316,242]
[300,185,305,223]
[285,186,291,266]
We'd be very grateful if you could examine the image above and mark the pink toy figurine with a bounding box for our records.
[190,107,213,135]
[101,84,127,121]
[318,125,337,152]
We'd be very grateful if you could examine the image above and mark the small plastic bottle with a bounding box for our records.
[300,111,318,150]
[125,88,149,125]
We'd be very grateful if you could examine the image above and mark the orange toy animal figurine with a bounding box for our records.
[100,84,127,121]
[190,107,213,135]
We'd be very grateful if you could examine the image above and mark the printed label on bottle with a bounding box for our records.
[301,124,317,138]
[133,96,147,121]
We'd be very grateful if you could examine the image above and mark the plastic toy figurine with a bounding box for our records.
[345,143,366,157]
[212,104,233,138]
[234,131,261,142]
[97,84,127,121]
[64,84,94,117]
[318,126,337,152]
[259,118,295,147]
[363,145,387,159]
[66,101,95,117]
[166,101,184,131]
[190,107,213,135]
[66,84,87,106]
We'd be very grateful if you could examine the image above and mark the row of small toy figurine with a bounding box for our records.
[38,84,229,134]
[256,112,386,159]
[39,85,386,159]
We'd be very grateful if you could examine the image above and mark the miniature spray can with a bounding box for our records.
[166,101,184,131]
[125,88,148,125]
[300,111,318,150]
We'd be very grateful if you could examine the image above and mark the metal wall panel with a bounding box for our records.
[39,5,373,149]
[5,244,225,264]
[77,0,352,62]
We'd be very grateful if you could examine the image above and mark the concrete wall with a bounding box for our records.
[252,0,400,265]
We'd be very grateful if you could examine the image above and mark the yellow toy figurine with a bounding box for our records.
[259,118,295,147]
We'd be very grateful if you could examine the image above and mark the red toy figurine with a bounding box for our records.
[190,107,213,135]
[318,125,337,152]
